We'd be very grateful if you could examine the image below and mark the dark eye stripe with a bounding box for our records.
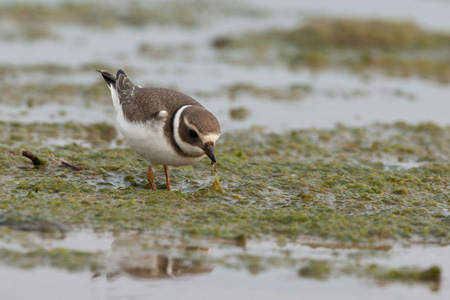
[189,129,199,139]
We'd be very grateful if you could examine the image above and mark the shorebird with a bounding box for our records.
[97,69,220,191]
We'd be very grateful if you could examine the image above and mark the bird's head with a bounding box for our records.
[173,105,221,163]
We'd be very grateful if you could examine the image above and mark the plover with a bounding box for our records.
[97,69,221,191]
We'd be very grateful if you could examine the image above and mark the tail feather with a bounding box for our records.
[115,69,135,93]
[97,69,121,111]
[116,69,126,78]
[96,69,116,88]
[97,69,135,112]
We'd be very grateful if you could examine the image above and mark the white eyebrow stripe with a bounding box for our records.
[184,119,220,144]
[202,133,220,144]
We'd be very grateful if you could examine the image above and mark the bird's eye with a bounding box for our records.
[189,129,199,139]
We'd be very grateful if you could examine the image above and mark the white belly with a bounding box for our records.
[116,108,204,166]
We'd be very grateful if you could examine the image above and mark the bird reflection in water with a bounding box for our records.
[104,235,213,280]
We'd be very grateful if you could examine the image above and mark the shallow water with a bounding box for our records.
[0,103,113,124]
[2,73,450,131]
[0,231,449,300]
[3,267,440,300]
[2,0,450,299]
[1,0,450,133]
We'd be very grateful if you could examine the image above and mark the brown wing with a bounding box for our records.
[116,71,203,123]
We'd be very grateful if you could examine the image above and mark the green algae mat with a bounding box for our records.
[1,121,450,244]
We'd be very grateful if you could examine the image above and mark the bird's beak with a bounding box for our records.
[203,144,216,163]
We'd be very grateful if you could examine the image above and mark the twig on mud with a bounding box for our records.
[61,160,83,171]
[22,150,44,166]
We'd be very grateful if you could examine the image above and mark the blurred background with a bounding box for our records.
[1,0,450,133]
[1,1,450,299]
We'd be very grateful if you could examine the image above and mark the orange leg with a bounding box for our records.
[164,165,171,191]
[147,166,157,191]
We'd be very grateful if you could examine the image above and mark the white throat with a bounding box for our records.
[173,105,204,156]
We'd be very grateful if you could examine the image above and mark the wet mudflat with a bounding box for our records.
[2,121,450,299]
[1,0,450,299]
